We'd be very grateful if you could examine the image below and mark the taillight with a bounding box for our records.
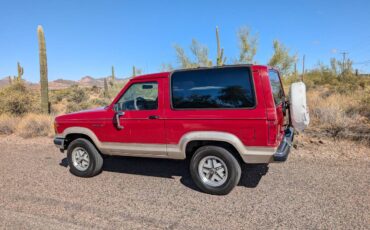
[268,120,278,145]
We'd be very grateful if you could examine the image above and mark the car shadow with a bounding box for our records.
[59,156,269,192]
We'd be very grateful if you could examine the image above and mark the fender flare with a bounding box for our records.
[57,127,102,149]
[178,131,248,156]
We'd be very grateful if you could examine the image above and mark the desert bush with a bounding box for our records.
[67,86,88,103]
[90,98,111,107]
[0,114,19,135]
[16,114,53,138]
[307,87,370,144]
[0,82,40,115]
[50,90,66,104]
[65,102,90,113]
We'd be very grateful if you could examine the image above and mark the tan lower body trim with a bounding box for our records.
[99,142,275,163]
[100,142,185,160]
[57,128,276,163]
[240,147,276,163]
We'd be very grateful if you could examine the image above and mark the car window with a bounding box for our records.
[268,70,284,105]
[115,82,158,111]
[171,67,255,109]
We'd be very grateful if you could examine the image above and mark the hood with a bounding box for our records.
[68,106,107,115]
[56,106,111,122]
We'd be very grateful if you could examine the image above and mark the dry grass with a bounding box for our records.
[16,114,54,138]
[306,86,370,145]
[0,114,19,135]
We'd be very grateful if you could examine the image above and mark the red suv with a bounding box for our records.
[54,65,295,195]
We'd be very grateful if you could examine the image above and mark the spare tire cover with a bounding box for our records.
[289,82,310,132]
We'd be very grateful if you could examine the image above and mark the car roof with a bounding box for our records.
[132,72,170,80]
[132,64,274,80]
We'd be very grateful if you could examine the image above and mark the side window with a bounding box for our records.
[268,70,284,105]
[171,67,255,109]
[115,82,158,111]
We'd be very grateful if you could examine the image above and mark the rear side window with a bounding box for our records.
[268,70,284,105]
[171,67,255,109]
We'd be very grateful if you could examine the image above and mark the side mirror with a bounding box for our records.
[115,111,125,130]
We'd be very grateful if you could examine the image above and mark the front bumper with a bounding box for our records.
[54,137,65,150]
[273,127,294,162]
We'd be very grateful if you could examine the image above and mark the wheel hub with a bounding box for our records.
[71,147,90,171]
[198,156,228,187]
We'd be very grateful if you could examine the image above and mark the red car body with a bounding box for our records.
[55,65,293,164]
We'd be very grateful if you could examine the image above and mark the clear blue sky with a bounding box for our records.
[1,0,369,82]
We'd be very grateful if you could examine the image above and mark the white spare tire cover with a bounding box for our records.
[290,82,309,132]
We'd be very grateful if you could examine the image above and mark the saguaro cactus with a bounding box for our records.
[104,78,109,98]
[111,66,115,81]
[37,25,49,114]
[132,66,136,77]
[216,26,225,66]
[17,62,24,81]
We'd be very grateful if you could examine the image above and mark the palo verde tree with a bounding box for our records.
[37,25,50,114]
[237,27,258,64]
[190,39,212,67]
[268,40,296,76]
[174,39,212,68]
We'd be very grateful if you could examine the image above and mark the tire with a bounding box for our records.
[190,146,241,195]
[67,138,103,177]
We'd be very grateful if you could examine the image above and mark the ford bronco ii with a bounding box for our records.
[54,65,308,195]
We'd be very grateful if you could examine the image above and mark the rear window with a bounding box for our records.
[171,67,255,109]
[268,70,284,105]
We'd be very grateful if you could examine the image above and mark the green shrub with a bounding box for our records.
[67,86,88,103]
[90,98,110,107]
[66,102,90,113]
[0,82,39,115]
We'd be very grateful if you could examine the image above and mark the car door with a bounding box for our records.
[106,79,166,157]
[268,69,285,141]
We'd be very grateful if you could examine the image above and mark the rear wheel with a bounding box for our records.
[190,146,241,195]
[67,138,103,177]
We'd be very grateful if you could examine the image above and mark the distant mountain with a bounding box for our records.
[0,76,11,87]
[78,76,104,88]
[49,78,77,90]
[0,76,129,90]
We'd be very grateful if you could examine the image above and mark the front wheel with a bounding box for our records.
[67,138,103,177]
[190,146,241,195]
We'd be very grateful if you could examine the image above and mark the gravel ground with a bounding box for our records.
[0,135,369,229]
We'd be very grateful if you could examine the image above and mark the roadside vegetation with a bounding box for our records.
[0,26,368,145]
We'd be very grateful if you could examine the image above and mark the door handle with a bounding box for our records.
[148,115,159,120]
[115,111,125,129]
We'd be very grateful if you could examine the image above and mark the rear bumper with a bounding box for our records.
[54,137,65,149]
[273,127,294,162]
[239,127,294,164]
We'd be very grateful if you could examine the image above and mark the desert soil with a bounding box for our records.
[0,135,369,229]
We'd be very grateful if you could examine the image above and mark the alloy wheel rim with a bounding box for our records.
[71,147,90,171]
[198,156,228,187]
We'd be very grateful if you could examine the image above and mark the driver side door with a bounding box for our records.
[107,79,166,157]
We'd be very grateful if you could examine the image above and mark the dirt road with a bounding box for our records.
[0,135,369,229]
